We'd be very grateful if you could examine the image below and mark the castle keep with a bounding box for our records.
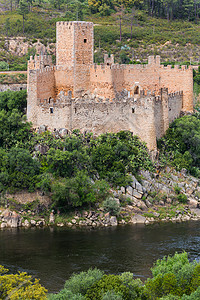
[27,21,193,150]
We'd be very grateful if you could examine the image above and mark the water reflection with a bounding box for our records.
[0,221,200,292]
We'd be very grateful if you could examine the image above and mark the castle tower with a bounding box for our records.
[56,21,93,96]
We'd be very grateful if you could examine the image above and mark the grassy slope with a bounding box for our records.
[0,7,200,69]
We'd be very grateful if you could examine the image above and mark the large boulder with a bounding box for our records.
[130,214,146,224]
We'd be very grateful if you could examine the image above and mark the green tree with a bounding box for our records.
[0,265,47,300]
[18,0,29,33]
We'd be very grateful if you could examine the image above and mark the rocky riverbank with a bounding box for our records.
[0,167,200,229]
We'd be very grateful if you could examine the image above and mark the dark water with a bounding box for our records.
[0,221,200,292]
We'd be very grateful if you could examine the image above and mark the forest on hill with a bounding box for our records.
[1,0,200,70]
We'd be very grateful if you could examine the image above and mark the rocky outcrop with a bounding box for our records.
[0,209,46,229]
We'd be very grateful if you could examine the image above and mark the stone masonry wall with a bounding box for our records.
[168,92,183,123]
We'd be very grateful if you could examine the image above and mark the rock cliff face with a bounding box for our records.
[0,168,200,229]
[57,168,200,228]
[3,37,55,57]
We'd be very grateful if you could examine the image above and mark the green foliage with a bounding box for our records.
[0,265,47,300]
[64,268,104,295]
[182,286,200,299]
[0,147,40,192]
[0,61,9,70]
[48,289,86,300]
[177,194,187,204]
[158,115,200,176]
[119,273,143,299]
[89,131,153,187]
[102,290,123,300]
[174,184,181,195]
[85,274,131,300]
[102,197,121,216]
[144,252,197,299]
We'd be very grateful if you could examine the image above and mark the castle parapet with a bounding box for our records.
[28,54,53,71]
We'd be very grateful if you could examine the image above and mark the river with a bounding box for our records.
[0,221,200,292]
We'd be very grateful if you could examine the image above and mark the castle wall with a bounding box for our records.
[56,22,74,67]
[71,96,157,150]
[159,65,193,112]
[90,65,114,98]
[168,92,183,123]
[54,66,74,96]
[154,98,164,140]
[36,67,55,101]
[27,67,55,127]
[73,22,93,95]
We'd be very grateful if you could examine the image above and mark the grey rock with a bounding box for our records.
[130,214,146,224]
[135,182,143,193]
[114,198,120,205]
[121,186,125,194]
[133,190,143,199]
[24,219,30,227]
[188,198,198,208]
[145,200,152,207]
[126,186,133,196]
[71,219,77,224]
[153,212,160,218]
[59,128,68,137]
[38,125,47,134]
[130,175,137,189]
[34,144,49,155]
[110,216,118,226]
[30,219,36,226]
[1,222,7,228]
[191,208,200,218]
[171,174,178,181]
[141,180,151,190]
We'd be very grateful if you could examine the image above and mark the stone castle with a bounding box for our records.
[27,21,193,150]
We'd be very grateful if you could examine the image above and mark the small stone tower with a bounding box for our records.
[56,21,93,96]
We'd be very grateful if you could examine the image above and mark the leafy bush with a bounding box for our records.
[102,197,120,216]
[144,252,197,298]
[48,289,86,300]
[0,265,47,300]
[64,268,104,295]
[0,61,9,70]
[102,290,123,300]
[158,115,200,175]
[85,274,131,300]
[177,194,187,204]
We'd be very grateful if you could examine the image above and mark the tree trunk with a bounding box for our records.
[10,0,12,11]
[120,16,122,42]
[23,14,24,34]
[131,8,134,40]
[167,4,169,21]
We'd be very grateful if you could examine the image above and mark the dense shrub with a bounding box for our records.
[0,265,47,300]
[64,268,104,295]
[85,274,131,300]
[102,197,121,216]
[158,115,200,176]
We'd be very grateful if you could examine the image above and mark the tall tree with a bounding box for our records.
[18,0,29,34]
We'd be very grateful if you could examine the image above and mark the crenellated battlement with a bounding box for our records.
[27,20,193,151]
[28,54,53,71]
[36,66,54,75]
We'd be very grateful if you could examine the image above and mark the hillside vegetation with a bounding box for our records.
[0,90,200,216]
[0,0,200,70]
